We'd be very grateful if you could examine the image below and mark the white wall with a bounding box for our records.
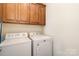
[2,23,44,40]
[44,4,79,56]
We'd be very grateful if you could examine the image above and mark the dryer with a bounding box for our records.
[29,32,53,56]
[0,32,31,56]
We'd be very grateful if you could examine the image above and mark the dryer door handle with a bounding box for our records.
[0,49,2,52]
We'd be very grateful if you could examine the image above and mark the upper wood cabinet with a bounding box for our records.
[0,4,2,19]
[38,4,46,25]
[1,3,46,25]
[20,3,29,24]
[29,4,39,24]
[2,3,30,24]
[3,4,16,23]
[29,3,46,25]
[16,3,20,22]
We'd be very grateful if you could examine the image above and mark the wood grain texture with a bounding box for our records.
[20,3,29,23]
[38,4,46,25]
[29,3,39,24]
[2,3,46,25]
[0,4,2,19]
[3,4,16,23]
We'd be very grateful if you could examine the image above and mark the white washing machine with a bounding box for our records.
[29,32,53,56]
[0,32,31,56]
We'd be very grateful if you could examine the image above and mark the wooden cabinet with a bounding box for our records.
[20,3,29,24]
[16,3,30,24]
[2,3,30,24]
[29,4,39,24]
[29,3,46,25]
[0,4,2,19]
[38,4,46,25]
[2,3,46,25]
[16,3,20,22]
[3,4,16,23]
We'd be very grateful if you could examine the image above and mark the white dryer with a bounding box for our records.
[0,32,31,56]
[29,32,53,56]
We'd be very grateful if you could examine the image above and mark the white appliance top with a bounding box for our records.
[29,32,52,40]
[0,32,30,47]
[0,37,31,47]
[30,35,52,40]
[29,32,42,37]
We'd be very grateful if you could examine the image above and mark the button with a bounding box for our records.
[37,43,39,46]
[43,40,46,42]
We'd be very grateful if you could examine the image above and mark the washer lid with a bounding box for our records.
[0,38,31,47]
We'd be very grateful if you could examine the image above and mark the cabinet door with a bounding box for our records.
[0,4,2,19]
[16,3,20,22]
[3,4,16,23]
[29,4,39,24]
[20,3,29,24]
[38,4,46,25]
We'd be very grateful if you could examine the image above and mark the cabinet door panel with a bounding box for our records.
[16,3,20,22]
[20,3,29,23]
[29,4,39,24]
[3,4,16,22]
[0,4,2,19]
[38,5,46,25]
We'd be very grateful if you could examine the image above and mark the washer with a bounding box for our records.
[0,32,31,56]
[29,32,53,56]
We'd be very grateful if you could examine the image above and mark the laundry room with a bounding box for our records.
[1,1,79,56]
[0,3,53,56]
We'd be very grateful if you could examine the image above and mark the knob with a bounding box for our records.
[37,43,39,46]
[43,40,46,42]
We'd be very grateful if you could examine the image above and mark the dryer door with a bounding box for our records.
[36,39,52,56]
